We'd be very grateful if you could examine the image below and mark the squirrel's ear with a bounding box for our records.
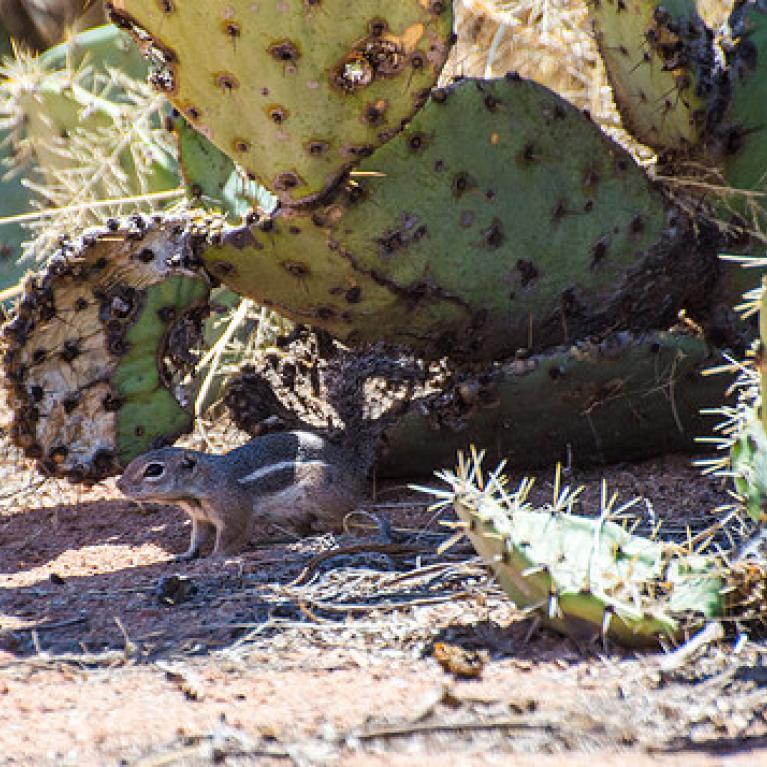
[180,452,198,472]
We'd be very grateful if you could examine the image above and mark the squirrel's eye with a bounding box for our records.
[143,463,165,479]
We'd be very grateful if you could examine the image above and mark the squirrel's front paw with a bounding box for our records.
[174,547,201,562]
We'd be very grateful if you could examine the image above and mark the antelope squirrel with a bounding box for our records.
[117,431,366,559]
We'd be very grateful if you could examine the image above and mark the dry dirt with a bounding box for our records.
[2,434,767,767]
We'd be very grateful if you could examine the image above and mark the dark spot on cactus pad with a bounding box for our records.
[431,87,448,104]
[306,141,330,157]
[460,211,475,228]
[428,0,446,13]
[516,259,538,287]
[135,425,145,437]
[483,219,505,249]
[103,393,124,412]
[215,72,239,93]
[283,261,310,278]
[158,0,174,12]
[362,102,387,125]
[369,19,387,37]
[186,106,201,121]
[268,105,289,123]
[342,144,374,159]
[345,286,362,303]
[233,139,250,154]
[410,52,426,70]
[551,199,571,222]
[136,248,155,263]
[484,94,499,111]
[158,307,176,323]
[224,22,241,39]
[517,142,538,166]
[316,306,337,321]
[273,171,301,191]
[452,172,473,198]
[583,167,600,194]
[434,159,445,171]
[629,214,645,235]
[408,133,427,152]
[269,40,300,63]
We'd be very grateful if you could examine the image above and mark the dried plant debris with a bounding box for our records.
[2,214,210,483]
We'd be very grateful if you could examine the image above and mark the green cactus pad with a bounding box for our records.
[732,416,767,523]
[202,76,715,360]
[107,0,453,204]
[590,0,714,153]
[379,331,728,476]
[429,454,726,647]
[2,216,210,483]
[172,113,276,222]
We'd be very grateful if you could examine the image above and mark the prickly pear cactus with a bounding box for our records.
[0,23,179,269]
[425,452,766,647]
[3,0,767,485]
[107,0,453,203]
[3,216,210,482]
[202,76,716,359]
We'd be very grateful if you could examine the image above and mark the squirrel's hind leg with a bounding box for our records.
[211,516,251,558]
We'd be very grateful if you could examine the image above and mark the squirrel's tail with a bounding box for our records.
[223,331,426,478]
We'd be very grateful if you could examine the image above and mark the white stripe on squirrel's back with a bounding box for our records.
[237,460,331,485]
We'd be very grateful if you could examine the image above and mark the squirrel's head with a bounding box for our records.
[117,448,207,501]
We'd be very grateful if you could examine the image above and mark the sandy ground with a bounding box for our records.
[2,440,767,766]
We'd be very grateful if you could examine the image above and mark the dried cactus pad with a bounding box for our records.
[590,0,714,153]
[2,217,210,483]
[107,0,453,203]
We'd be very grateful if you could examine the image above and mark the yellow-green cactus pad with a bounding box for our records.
[2,216,210,482]
[590,0,714,153]
[107,0,453,204]
[432,454,726,648]
[713,0,767,232]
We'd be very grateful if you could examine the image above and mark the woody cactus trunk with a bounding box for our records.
[2,0,767,483]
